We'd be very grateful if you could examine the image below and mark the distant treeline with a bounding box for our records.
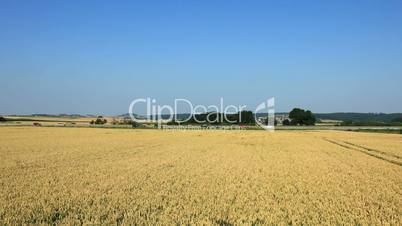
[168,111,255,125]
[315,113,402,123]
[340,120,402,126]
[168,108,316,126]
[4,111,402,127]
[315,113,402,126]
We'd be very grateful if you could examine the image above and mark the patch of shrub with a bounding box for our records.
[282,119,290,126]
[90,116,107,125]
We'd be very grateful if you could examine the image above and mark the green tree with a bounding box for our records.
[239,111,255,124]
[132,121,141,128]
[289,108,316,125]
[94,116,107,125]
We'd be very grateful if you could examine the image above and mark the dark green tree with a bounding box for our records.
[239,111,255,124]
[132,121,141,128]
[94,116,107,124]
[282,119,290,126]
[289,108,316,125]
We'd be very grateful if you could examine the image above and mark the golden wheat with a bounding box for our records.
[0,127,401,225]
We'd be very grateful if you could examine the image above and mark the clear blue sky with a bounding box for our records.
[1,0,402,115]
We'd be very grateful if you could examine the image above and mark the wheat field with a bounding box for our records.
[0,127,401,225]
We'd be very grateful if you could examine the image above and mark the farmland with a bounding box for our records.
[0,127,401,225]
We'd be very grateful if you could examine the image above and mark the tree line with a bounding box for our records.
[168,111,255,125]
[168,108,316,126]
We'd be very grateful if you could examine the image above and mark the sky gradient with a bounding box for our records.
[1,0,402,115]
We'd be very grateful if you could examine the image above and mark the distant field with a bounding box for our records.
[0,127,401,225]
[5,116,95,122]
[1,116,115,127]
